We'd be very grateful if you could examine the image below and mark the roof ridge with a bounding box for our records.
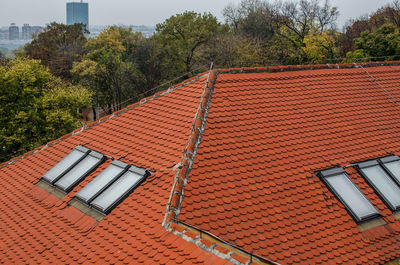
[215,61,400,74]
[0,72,210,169]
[163,69,218,226]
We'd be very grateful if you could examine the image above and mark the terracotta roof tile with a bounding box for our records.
[3,62,400,264]
[178,63,400,264]
[0,74,228,264]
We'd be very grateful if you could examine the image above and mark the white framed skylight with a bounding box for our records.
[75,160,130,204]
[89,165,149,214]
[380,155,400,187]
[356,160,400,212]
[40,146,105,194]
[54,150,105,193]
[42,146,89,184]
[317,167,380,223]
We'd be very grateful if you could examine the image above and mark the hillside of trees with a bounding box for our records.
[1,0,400,162]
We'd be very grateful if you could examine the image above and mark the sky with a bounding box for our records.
[0,0,395,29]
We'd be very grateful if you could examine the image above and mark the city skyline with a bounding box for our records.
[0,0,395,29]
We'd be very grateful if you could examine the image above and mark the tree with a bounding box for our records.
[369,0,400,28]
[0,58,91,162]
[0,51,9,66]
[202,32,265,68]
[276,0,338,43]
[155,11,223,74]
[72,27,145,113]
[339,0,400,57]
[24,22,88,80]
[339,16,371,56]
[222,0,339,64]
[351,24,400,59]
[223,0,277,42]
[131,37,172,93]
[303,30,339,63]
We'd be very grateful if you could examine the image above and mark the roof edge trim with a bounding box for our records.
[216,61,400,74]
[162,69,218,226]
[0,72,210,170]
[167,221,281,265]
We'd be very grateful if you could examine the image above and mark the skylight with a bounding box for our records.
[74,163,150,215]
[317,167,380,223]
[380,155,400,187]
[41,146,105,193]
[356,160,400,212]
[75,160,129,204]
[54,150,105,193]
[42,146,89,184]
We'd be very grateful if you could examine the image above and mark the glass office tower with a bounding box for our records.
[66,1,89,30]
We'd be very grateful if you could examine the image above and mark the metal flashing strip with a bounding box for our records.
[380,155,400,164]
[168,220,281,265]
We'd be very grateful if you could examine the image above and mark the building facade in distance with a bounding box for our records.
[66,1,89,30]
[31,26,43,37]
[22,24,31,39]
[9,23,19,40]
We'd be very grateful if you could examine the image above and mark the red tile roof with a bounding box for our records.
[0,74,230,264]
[175,63,400,264]
[2,62,400,264]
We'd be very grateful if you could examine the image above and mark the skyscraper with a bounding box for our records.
[66,1,89,30]
[9,23,19,40]
[22,24,32,39]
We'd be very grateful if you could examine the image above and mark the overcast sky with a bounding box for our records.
[0,0,394,29]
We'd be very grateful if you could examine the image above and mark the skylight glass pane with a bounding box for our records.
[384,160,400,185]
[361,165,400,210]
[90,170,144,213]
[75,162,126,204]
[54,152,103,192]
[325,173,378,221]
[42,148,87,184]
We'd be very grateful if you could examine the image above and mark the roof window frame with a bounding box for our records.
[379,155,400,188]
[317,167,380,223]
[42,145,90,185]
[89,165,151,215]
[355,159,400,212]
[74,159,131,205]
[40,146,106,194]
[54,150,106,193]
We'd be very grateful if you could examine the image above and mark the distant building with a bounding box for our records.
[31,26,43,37]
[66,1,89,30]
[22,24,32,39]
[9,23,19,40]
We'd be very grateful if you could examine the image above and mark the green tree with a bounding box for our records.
[303,30,339,63]
[155,11,223,74]
[203,32,265,67]
[352,24,400,59]
[222,0,339,65]
[0,51,9,66]
[72,27,145,113]
[0,58,92,162]
[132,37,172,93]
[24,22,88,80]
